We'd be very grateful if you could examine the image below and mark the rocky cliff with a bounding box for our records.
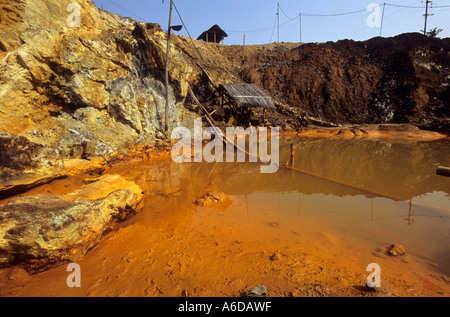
[0,0,201,161]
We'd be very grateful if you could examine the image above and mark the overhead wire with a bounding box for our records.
[225,4,299,36]
[302,8,368,17]
[382,2,423,29]
[104,0,146,21]
[386,3,450,8]
[225,18,295,33]
[269,14,278,43]
[343,0,419,39]
[227,2,449,35]
[279,5,298,20]
[172,1,205,61]
[98,1,449,43]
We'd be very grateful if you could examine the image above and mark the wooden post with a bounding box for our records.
[277,2,280,43]
[299,13,302,43]
[263,109,266,127]
[380,3,385,37]
[406,199,414,225]
[241,34,245,82]
[164,0,174,133]
[289,143,295,168]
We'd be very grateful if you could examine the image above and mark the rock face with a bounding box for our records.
[0,133,64,177]
[0,0,199,162]
[0,133,65,199]
[0,174,143,272]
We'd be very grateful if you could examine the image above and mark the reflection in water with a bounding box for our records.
[119,137,450,275]
[218,137,450,201]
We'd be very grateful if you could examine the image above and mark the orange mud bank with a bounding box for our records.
[0,131,450,297]
[291,124,448,141]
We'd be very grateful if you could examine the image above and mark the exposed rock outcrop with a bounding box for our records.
[0,0,199,162]
[0,174,144,272]
[0,132,65,199]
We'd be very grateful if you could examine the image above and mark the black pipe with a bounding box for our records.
[436,166,450,177]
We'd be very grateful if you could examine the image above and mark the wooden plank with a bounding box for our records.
[197,63,218,91]
[219,83,275,109]
[187,85,258,161]
[233,96,271,99]
[188,85,220,136]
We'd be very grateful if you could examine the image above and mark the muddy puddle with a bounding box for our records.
[1,136,449,297]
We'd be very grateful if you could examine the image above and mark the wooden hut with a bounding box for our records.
[218,83,275,126]
[197,25,228,43]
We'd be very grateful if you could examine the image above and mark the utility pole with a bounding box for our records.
[380,3,385,37]
[299,13,302,43]
[277,3,280,43]
[241,34,245,82]
[164,0,174,133]
[423,0,433,35]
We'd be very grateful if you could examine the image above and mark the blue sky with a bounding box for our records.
[91,0,450,45]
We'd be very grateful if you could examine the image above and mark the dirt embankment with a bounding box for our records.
[176,33,450,133]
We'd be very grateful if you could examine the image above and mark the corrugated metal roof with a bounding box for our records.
[219,83,276,110]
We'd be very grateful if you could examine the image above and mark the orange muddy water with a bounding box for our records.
[1,136,450,297]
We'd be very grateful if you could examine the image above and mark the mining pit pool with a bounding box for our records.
[1,136,449,297]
